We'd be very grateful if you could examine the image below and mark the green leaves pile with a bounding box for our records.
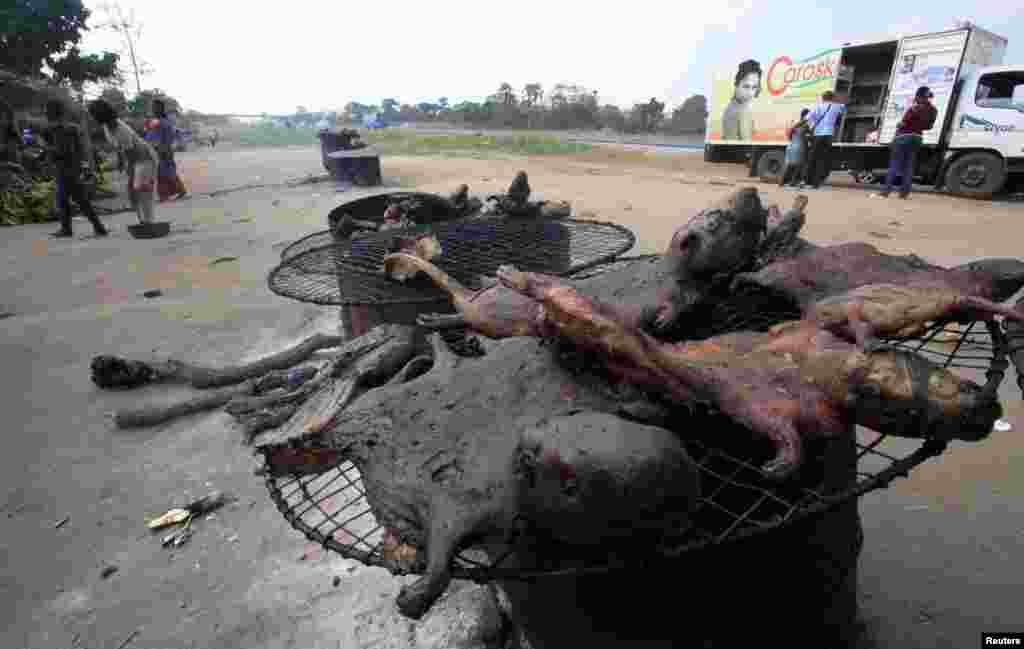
[0,178,57,226]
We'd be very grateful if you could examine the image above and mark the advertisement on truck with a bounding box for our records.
[706,49,841,144]
[878,30,968,144]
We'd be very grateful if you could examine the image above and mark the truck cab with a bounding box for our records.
[941,65,1024,195]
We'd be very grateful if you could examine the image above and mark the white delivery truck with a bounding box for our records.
[704,25,1024,198]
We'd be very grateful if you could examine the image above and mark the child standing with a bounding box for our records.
[780,108,810,188]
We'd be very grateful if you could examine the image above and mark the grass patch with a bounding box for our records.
[363,130,592,157]
[227,124,322,148]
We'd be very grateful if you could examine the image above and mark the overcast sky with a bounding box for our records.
[78,1,1023,115]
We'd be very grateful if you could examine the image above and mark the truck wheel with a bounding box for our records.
[755,150,786,182]
[944,152,1006,199]
[704,144,720,163]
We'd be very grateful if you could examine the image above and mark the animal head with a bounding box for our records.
[843,348,1001,442]
[666,187,768,280]
[957,258,1024,302]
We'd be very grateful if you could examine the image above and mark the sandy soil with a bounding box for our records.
[3,143,1023,649]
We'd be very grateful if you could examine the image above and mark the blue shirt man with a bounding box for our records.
[802,90,847,188]
[806,93,847,136]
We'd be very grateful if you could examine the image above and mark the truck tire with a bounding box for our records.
[755,149,786,182]
[944,152,1006,199]
[704,144,720,163]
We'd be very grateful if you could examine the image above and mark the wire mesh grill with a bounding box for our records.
[264,258,1011,580]
[267,218,636,306]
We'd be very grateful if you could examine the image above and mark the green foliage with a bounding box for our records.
[0,0,118,87]
[0,178,57,225]
[363,130,591,157]
[667,95,709,134]
[336,84,701,135]
[99,87,129,115]
[49,48,120,89]
[230,124,320,147]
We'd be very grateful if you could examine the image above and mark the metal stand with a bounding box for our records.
[492,433,863,649]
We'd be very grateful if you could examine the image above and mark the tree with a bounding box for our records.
[497,82,516,106]
[550,84,569,107]
[49,48,119,91]
[127,89,180,116]
[96,1,153,96]
[598,105,626,132]
[0,0,119,86]
[630,96,663,132]
[523,83,543,108]
[381,98,399,123]
[438,97,449,110]
[99,86,129,115]
[669,94,709,134]
[343,102,370,122]
[417,102,439,119]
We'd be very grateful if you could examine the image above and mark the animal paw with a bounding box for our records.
[416,313,465,330]
[496,265,528,291]
[760,455,799,481]
[395,575,447,620]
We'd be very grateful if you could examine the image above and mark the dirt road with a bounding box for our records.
[2,143,1022,649]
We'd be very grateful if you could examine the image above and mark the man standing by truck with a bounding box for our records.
[801,91,847,189]
[876,86,938,199]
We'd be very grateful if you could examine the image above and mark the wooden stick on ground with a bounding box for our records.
[92,333,346,390]
[237,326,419,444]
[111,324,416,432]
[113,366,318,429]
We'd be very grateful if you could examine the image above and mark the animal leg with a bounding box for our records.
[958,295,1024,324]
[395,504,481,619]
[753,416,803,480]
[842,302,885,352]
[417,313,469,330]
[395,517,457,619]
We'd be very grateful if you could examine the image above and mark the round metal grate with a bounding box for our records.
[267,218,637,306]
[264,256,1011,581]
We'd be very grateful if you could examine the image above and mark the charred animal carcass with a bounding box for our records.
[258,334,701,620]
[643,187,780,335]
[497,265,1004,480]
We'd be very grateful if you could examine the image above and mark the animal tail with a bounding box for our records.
[383,253,469,299]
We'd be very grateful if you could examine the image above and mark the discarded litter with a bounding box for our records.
[148,492,236,548]
[54,515,70,529]
[994,419,1012,433]
[148,509,190,530]
[209,256,239,267]
[162,516,194,548]
[101,565,119,579]
[142,290,163,299]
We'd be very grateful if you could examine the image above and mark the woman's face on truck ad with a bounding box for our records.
[734,73,760,104]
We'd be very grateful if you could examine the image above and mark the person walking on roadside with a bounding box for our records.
[88,99,159,226]
[151,99,188,202]
[42,100,108,238]
[875,86,938,199]
[801,91,847,189]
[780,108,811,187]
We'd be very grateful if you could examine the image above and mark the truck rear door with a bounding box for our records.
[879,29,970,145]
